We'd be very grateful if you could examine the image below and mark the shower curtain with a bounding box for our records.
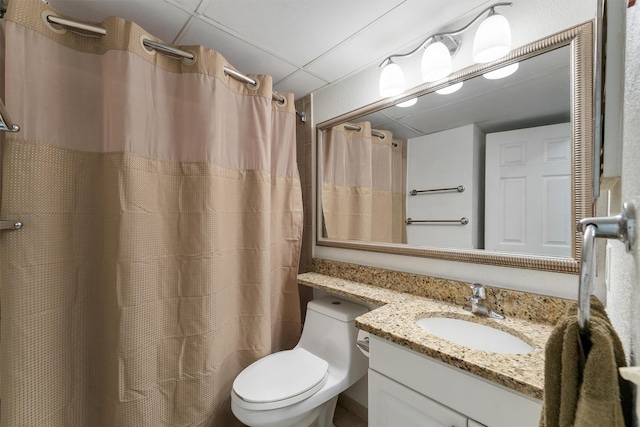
[0,1,303,426]
[322,122,404,243]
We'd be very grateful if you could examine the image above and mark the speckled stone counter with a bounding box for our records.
[298,271,556,400]
[310,258,572,325]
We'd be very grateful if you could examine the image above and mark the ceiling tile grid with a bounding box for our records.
[199,0,406,67]
[177,16,299,82]
[40,0,496,99]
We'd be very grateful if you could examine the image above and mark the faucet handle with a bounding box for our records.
[470,283,486,299]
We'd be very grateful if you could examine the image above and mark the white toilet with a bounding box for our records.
[231,296,369,427]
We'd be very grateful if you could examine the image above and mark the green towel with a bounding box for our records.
[539,296,633,427]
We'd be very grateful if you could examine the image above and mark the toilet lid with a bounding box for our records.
[233,348,329,405]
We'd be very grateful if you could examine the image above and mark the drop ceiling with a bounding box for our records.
[43,0,492,100]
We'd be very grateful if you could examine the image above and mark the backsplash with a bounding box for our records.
[311,258,573,325]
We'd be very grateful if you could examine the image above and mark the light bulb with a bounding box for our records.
[421,41,452,83]
[472,12,511,63]
[379,62,405,97]
[435,81,463,95]
[483,62,519,80]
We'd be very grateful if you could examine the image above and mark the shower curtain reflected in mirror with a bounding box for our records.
[0,1,302,425]
[322,122,405,243]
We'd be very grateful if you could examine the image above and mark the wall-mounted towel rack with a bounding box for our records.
[576,202,636,336]
[409,185,465,196]
[406,217,468,225]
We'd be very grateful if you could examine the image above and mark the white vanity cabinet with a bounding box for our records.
[368,335,541,427]
[369,370,471,427]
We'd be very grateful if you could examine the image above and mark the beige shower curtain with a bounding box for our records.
[0,1,302,426]
[322,122,404,243]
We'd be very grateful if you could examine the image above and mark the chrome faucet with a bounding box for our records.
[464,283,505,319]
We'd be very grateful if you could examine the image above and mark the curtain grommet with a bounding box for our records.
[182,52,197,66]
[42,11,67,34]
[139,35,156,55]
[274,93,287,107]
[246,78,260,91]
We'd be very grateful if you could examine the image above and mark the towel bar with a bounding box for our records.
[577,202,636,335]
[409,185,465,196]
[406,217,468,225]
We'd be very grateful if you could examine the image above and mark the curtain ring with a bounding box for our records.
[42,11,67,34]
[182,51,197,66]
[246,79,260,91]
[274,93,287,107]
[139,36,157,55]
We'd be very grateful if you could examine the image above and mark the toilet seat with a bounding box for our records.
[233,348,329,411]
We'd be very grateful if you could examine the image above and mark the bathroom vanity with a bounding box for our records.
[368,336,541,427]
[298,270,559,427]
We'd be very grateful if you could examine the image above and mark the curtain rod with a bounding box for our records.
[0,3,287,105]
[343,123,398,147]
[344,123,386,140]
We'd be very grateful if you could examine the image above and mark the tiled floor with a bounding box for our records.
[334,403,367,427]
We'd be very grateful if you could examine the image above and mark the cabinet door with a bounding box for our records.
[369,370,467,427]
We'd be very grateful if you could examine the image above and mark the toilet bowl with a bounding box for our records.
[231,296,369,427]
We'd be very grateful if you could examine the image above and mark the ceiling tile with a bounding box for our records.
[165,0,203,13]
[374,122,423,141]
[274,70,328,100]
[179,18,298,82]
[306,0,491,82]
[201,0,405,66]
[46,0,193,43]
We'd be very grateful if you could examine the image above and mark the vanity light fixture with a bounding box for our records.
[378,2,512,97]
[472,9,512,63]
[483,62,519,79]
[379,61,405,97]
[421,40,454,82]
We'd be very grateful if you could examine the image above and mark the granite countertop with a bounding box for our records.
[298,272,553,400]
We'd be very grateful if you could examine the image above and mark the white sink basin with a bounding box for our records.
[416,317,533,354]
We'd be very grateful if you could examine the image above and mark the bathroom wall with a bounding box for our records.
[295,95,314,320]
[608,0,639,367]
[310,0,597,298]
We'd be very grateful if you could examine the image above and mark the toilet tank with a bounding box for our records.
[306,297,368,322]
[297,297,368,373]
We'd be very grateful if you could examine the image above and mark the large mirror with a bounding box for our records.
[316,22,594,274]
